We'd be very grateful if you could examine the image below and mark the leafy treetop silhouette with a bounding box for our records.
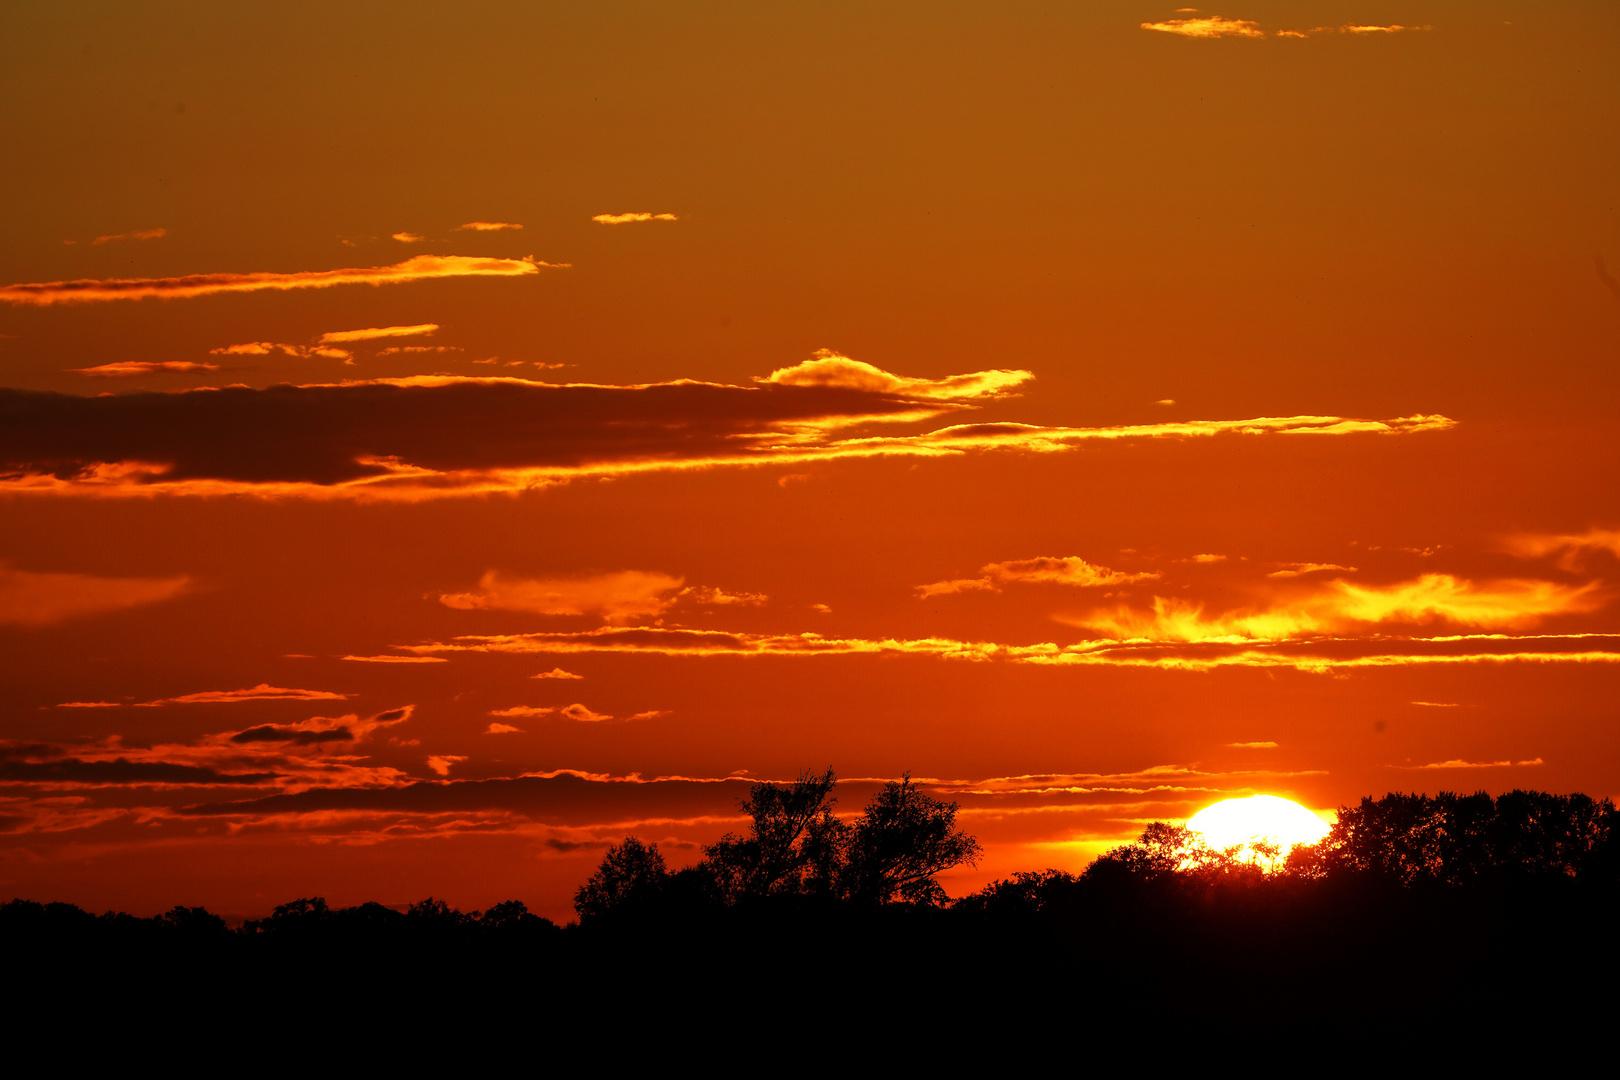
[574,768,980,921]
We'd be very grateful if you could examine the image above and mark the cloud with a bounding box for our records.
[1227,741,1277,749]
[92,228,166,245]
[1267,562,1356,578]
[1184,554,1227,564]
[918,556,1158,598]
[1501,527,1620,568]
[319,324,440,344]
[679,585,769,607]
[55,701,122,708]
[1408,758,1545,770]
[592,212,677,224]
[0,564,191,626]
[625,710,670,722]
[340,654,448,663]
[486,723,523,734]
[210,341,354,361]
[427,755,467,776]
[457,222,523,231]
[0,255,552,306]
[399,623,1620,675]
[762,350,1031,402]
[531,667,583,680]
[489,706,555,718]
[391,232,425,243]
[1067,575,1604,643]
[1142,16,1263,38]
[1411,701,1460,707]
[0,754,276,786]
[440,570,687,621]
[560,704,612,722]
[70,361,220,379]
[0,363,1457,498]
[140,683,350,706]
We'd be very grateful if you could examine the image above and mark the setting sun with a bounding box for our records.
[1187,795,1332,857]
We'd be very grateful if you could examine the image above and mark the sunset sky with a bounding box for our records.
[2,1,1618,922]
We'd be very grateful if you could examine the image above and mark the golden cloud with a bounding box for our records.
[918,556,1158,598]
[0,564,191,626]
[592,212,678,224]
[1067,575,1603,643]
[457,221,523,231]
[319,324,440,344]
[0,255,552,306]
[763,350,1032,402]
[1142,16,1264,38]
[209,341,353,361]
[398,624,1620,675]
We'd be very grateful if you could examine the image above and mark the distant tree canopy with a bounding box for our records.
[574,769,981,921]
[1078,789,1620,890]
[1296,789,1619,885]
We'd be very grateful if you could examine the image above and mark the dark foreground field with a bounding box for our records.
[6,787,1616,1060]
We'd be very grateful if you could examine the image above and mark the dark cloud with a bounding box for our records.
[0,756,278,785]
[183,771,759,823]
[0,377,959,488]
[229,724,355,746]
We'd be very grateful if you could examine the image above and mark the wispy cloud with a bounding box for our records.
[70,361,219,378]
[1501,527,1620,568]
[340,654,448,663]
[0,255,554,306]
[140,683,350,706]
[918,556,1158,598]
[319,324,440,344]
[91,228,166,245]
[1407,757,1545,770]
[1142,15,1263,38]
[1268,562,1356,578]
[0,564,191,626]
[209,341,353,361]
[486,722,523,734]
[1227,741,1277,748]
[532,667,583,680]
[391,232,425,243]
[399,624,1620,675]
[457,221,523,231]
[592,212,678,224]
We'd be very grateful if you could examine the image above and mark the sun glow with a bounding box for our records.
[1187,795,1331,861]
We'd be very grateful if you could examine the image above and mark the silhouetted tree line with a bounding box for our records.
[5,783,1618,1049]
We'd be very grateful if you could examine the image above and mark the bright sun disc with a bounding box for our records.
[1187,794,1330,855]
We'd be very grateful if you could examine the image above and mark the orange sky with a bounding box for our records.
[2,1,1618,922]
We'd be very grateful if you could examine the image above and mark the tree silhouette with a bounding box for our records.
[703,767,846,902]
[574,836,669,921]
[842,775,980,905]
